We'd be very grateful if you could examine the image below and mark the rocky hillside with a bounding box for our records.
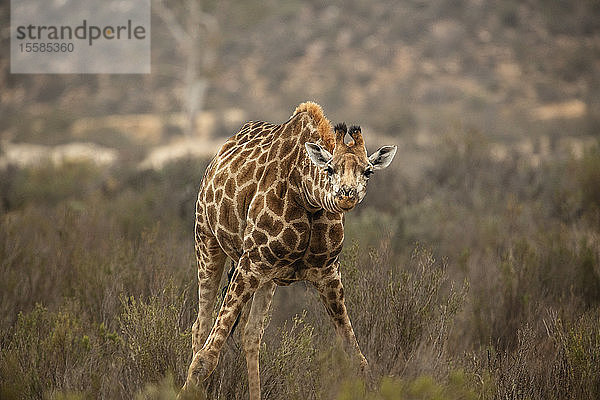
[1,0,599,165]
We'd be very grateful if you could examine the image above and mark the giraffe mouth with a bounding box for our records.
[337,197,358,211]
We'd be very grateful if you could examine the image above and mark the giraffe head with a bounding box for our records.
[305,123,397,212]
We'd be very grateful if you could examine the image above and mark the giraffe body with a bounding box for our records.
[183,102,397,399]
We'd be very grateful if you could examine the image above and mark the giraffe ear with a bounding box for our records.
[305,142,333,168]
[368,145,397,170]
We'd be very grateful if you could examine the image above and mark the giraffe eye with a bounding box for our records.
[364,169,374,178]
[325,165,335,176]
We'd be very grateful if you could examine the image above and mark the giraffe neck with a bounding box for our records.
[299,146,343,214]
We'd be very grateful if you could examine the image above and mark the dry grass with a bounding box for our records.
[1,136,600,399]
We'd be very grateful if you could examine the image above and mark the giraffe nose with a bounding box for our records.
[339,185,357,199]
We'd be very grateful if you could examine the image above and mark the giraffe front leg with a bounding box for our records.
[184,256,264,390]
[312,265,370,377]
[243,281,276,400]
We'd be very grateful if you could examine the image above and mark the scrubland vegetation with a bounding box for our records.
[1,131,599,399]
[2,0,600,398]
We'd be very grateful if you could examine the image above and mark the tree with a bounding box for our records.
[154,0,220,136]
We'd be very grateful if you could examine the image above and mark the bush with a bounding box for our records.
[1,161,104,212]
[339,244,468,378]
[336,370,482,400]
[119,292,191,393]
[0,304,119,399]
[1,130,600,399]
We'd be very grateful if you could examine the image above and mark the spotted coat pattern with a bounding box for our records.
[183,102,372,400]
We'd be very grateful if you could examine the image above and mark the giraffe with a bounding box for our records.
[182,101,397,399]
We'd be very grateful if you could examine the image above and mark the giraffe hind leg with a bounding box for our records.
[191,233,227,355]
[243,281,276,400]
[220,261,244,335]
[185,254,264,388]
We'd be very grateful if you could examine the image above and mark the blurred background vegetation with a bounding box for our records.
[1,0,600,399]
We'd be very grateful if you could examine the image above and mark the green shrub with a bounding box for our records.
[119,291,191,392]
[481,310,600,400]
[1,161,104,211]
[336,370,480,400]
[339,243,468,378]
[0,304,115,399]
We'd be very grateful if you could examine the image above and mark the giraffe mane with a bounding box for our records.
[292,101,335,152]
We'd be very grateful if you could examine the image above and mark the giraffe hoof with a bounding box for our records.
[179,380,207,400]
[360,358,375,390]
[187,350,219,385]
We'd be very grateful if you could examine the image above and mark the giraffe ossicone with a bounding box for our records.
[181,101,397,400]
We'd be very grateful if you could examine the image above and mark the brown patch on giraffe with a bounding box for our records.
[259,246,278,264]
[214,187,223,202]
[234,281,245,296]
[270,240,287,258]
[240,148,253,158]
[327,279,340,288]
[306,254,328,265]
[213,172,226,187]
[248,127,262,137]
[289,169,301,186]
[236,182,257,217]
[309,223,329,253]
[218,140,236,156]
[205,185,215,203]
[262,164,277,187]
[249,275,259,289]
[292,101,335,152]
[269,140,280,157]
[275,181,286,197]
[224,177,236,198]
[219,197,237,231]
[207,204,217,222]
[326,212,341,221]
[241,292,252,303]
[329,223,344,242]
[249,249,261,263]
[253,230,267,245]
[258,213,283,235]
[279,138,294,159]
[285,204,304,222]
[292,221,309,233]
[257,212,273,229]
[230,155,244,171]
[258,152,268,165]
[238,162,255,183]
[266,188,284,215]
[254,165,265,180]
[281,227,298,245]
